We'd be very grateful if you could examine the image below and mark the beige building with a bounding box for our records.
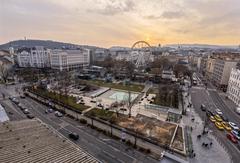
[50,49,90,71]
[212,59,239,89]
[205,57,216,80]
[227,68,240,106]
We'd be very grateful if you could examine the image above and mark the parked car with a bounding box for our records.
[235,107,240,115]
[209,116,216,122]
[215,109,223,115]
[12,98,19,104]
[229,122,239,130]
[27,114,35,119]
[214,114,223,122]
[55,111,63,117]
[206,110,214,117]
[120,108,127,112]
[231,130,240,140]
[90,100,96,103]
[201,104,206,111]
[68,132,79,140]
[48,108,53,113]
[226,133,238,144]
[221,122,232,131]
[215,122,224,130]
[20,95,26,99]
[79,102,85,105]
[23,109,30,114]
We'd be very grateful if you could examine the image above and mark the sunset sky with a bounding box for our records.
[0,0,240,48]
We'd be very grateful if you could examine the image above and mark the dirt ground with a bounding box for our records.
[117,114,177,146]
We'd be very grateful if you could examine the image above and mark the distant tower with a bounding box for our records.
[24,36,27,40]
[9,47,15,64]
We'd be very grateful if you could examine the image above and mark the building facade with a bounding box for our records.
[212,59,238,89]
[227,68,240,106]
[50,49,90,71]
[205,57,216,80]
[17,46,50,68]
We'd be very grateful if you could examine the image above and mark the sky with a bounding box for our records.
[0,0,240,48]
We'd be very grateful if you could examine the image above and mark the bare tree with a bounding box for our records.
[0,62,11,83]
[127,90,134,118]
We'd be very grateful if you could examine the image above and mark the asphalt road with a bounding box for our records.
[1,92,159,163]
[191,86,240,163]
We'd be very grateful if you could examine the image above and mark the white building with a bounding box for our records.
[227,68,240,106]
[50,49,90,71]
[17,46,50,68]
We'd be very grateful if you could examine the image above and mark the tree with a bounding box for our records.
[173,64,192,78]
[0,62,11,83]
[126,91,134,118]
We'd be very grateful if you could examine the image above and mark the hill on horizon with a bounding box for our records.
[0,39,101,50]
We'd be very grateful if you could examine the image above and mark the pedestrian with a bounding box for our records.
[210,142,213,146]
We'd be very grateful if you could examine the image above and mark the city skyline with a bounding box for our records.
[1,0,240,47]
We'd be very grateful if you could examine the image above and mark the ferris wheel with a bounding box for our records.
[130,41,152,68]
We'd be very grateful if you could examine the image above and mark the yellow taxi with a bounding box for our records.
[221,122,232,131]
[214,114,223,122]
[209,116,216,122]
[215,122,224,130]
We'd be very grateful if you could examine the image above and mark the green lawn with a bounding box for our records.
[32,88,89,111]
[82,79,144,92]
[85,108,116,121]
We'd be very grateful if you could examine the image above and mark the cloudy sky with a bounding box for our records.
[0,0,240,47]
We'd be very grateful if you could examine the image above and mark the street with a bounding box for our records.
[0,84,159,163]
[191,86,240,163]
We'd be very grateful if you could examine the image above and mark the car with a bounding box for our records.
[48,108,53,113]
[221,122,232,131]
[209,116,216,122]
[201,104,206,111]
[12,98,19,104]
[120,108,127,111]
[68,132,79,140]
[45,109,49,114]
[90,100,96,103]
[231,130,240,140]
[27,114,35,119]
[226,133,238,143]
[214,114,223,122]
[20,95,26,99]
[229,122,239,130]
[23,109,30,114]
[215,122,224,130]
[206,110,214,117]
[55,111,63,117]
[79,102,85,105]
[215,109,223,115]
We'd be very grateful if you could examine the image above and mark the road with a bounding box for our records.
[191,86,240,163]
[0,84,159,163]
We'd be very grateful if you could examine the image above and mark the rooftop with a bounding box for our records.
[0,119,100,163]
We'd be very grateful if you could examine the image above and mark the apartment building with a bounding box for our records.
[205,57,216,80]
[17,46,50,68]
[50,49,90,71]
[227,68,240,106]
[212,59,239,89]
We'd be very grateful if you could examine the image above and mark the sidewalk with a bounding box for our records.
[181,88,231,163]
